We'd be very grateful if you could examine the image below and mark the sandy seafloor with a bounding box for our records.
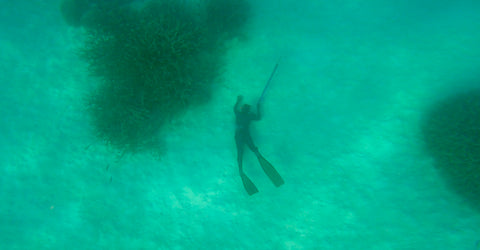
[1,0,480,249]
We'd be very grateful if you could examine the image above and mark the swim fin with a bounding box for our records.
[240,172,259,195]
[257,155,284,187]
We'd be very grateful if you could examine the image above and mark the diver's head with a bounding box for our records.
[241,104,251,112]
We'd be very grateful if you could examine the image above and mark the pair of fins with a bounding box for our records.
[241,154,284,195]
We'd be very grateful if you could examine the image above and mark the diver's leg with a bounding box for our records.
[235,133,245,172]
[235,133,259,195]
[246,133,284,187]
[245,133,260,157]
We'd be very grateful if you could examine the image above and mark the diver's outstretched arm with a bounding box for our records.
[234,95,243,114]
[252,103,261,120]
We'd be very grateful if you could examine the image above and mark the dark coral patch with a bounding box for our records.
[72,0,251,155]
[422,89,480,211]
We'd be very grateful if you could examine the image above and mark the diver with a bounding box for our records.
[234,95,284,195]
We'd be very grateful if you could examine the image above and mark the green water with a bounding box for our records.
[1,0,480,249]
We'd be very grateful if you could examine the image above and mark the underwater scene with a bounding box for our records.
[1,0,480,249]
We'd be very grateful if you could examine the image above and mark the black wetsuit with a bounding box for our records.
[233,96,284,194]
[234,99,261,172]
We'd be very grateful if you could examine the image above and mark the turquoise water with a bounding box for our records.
[1,0,480,249]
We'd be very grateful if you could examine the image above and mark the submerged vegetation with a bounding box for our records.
[60,0,251,155]
[422,89,480,211]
